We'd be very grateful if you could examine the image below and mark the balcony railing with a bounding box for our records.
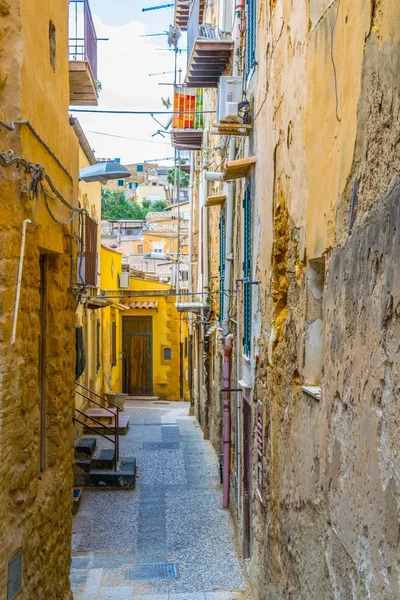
[69,0,98,105]
[171,88,204,150]
[185,0,233,88]
[69,0,97,79]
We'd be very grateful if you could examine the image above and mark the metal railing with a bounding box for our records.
[74,381,119,470]
[69,0,98,80]
[187,0,221,61]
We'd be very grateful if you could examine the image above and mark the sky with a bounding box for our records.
[70,0,187,166]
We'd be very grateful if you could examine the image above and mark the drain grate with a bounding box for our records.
[125,563,179,581]
[143,442,180,450]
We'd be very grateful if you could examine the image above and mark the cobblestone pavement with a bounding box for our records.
[71,401,252,600]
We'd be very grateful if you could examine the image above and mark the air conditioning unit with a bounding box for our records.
[119,271,129,289]
[217,76,243,123]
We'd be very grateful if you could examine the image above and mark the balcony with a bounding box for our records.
[69,0,99,106]
[171,88,204,151]
[185,0,233,88]
[174,0,205,31]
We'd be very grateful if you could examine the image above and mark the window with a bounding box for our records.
[246,0,257,75]
[219,210,226,323]
[153,242,164,253]
[49,21,56,72]
[243,182,252,356]
[117,179,124,186]
[111,321,117,367]
[137,165,143,172]
[184,337,188,358]
[85,215,98,287]
[163,347,172,360]
[180,270,189,281]
[138,244,143,254]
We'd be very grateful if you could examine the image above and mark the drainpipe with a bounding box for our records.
[223,333,234,508]
[188,153,194,295]
[236,281,242,507]
[11,219,32,344]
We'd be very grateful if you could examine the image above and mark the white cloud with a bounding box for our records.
[73,14,186,165]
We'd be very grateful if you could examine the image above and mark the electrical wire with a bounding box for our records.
[87,130,170,145]
[70,109,216,115]
[331,0,341,122]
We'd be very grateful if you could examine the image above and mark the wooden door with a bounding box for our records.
[123,316,153,395]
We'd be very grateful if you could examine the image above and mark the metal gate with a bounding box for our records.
[122,316,153,396]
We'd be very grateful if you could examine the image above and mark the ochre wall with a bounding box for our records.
[195,0,400,599]
[0,1,78,599]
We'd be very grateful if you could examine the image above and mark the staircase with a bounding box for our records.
[73,383,136,492]
[73,437,136,490]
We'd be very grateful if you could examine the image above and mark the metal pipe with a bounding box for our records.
[236,281,242,507]
[188,153,195,295]
[223,333,234,508]
[205,171,224,181]
[201,170,209,290]
[11,219,32,344]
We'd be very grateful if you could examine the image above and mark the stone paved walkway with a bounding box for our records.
[71,400,252,600]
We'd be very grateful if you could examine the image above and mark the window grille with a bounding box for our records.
[246,0,257,75]
[111,321,117,367]
[243,182,252,356]
[85,214,98,287]
[219,210,226,323]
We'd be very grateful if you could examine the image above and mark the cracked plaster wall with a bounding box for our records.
[197,0,400,598]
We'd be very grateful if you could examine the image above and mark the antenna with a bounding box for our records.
[142,3,174,11]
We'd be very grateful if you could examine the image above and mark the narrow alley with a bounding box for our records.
[70,401,251,600]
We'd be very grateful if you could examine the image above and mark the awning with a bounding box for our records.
[205,194,226,208]
[86,298,113,309]
[79,161,131,183]
[127,301,159,310]
[224,156,256,181]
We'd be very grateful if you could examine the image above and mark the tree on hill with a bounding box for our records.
[101,189,167,220]
[167,168,189,189]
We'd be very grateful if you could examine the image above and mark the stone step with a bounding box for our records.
[91,448,116,470]
[74,459,136,490]
[74,437,97,458]
[84,407,117,425]
[83,414,130,435]
[72,487,83,515]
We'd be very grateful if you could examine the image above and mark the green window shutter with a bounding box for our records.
[243,182,252,356]
[219,211,226,323]
[246,0,257,76]
[117,179,124,186]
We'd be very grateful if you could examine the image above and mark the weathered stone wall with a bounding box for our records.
[192,0,400,598]
[0,0,78,598]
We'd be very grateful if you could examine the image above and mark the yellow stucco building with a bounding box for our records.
[100,245,189,401]
[0,1,82,598]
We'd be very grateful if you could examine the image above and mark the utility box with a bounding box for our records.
[119,271,129,289]
[217,76,243,123]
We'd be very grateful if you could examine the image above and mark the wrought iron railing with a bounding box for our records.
[187,0,221,61]
[74,382,120,469]
[69,0,98,80]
